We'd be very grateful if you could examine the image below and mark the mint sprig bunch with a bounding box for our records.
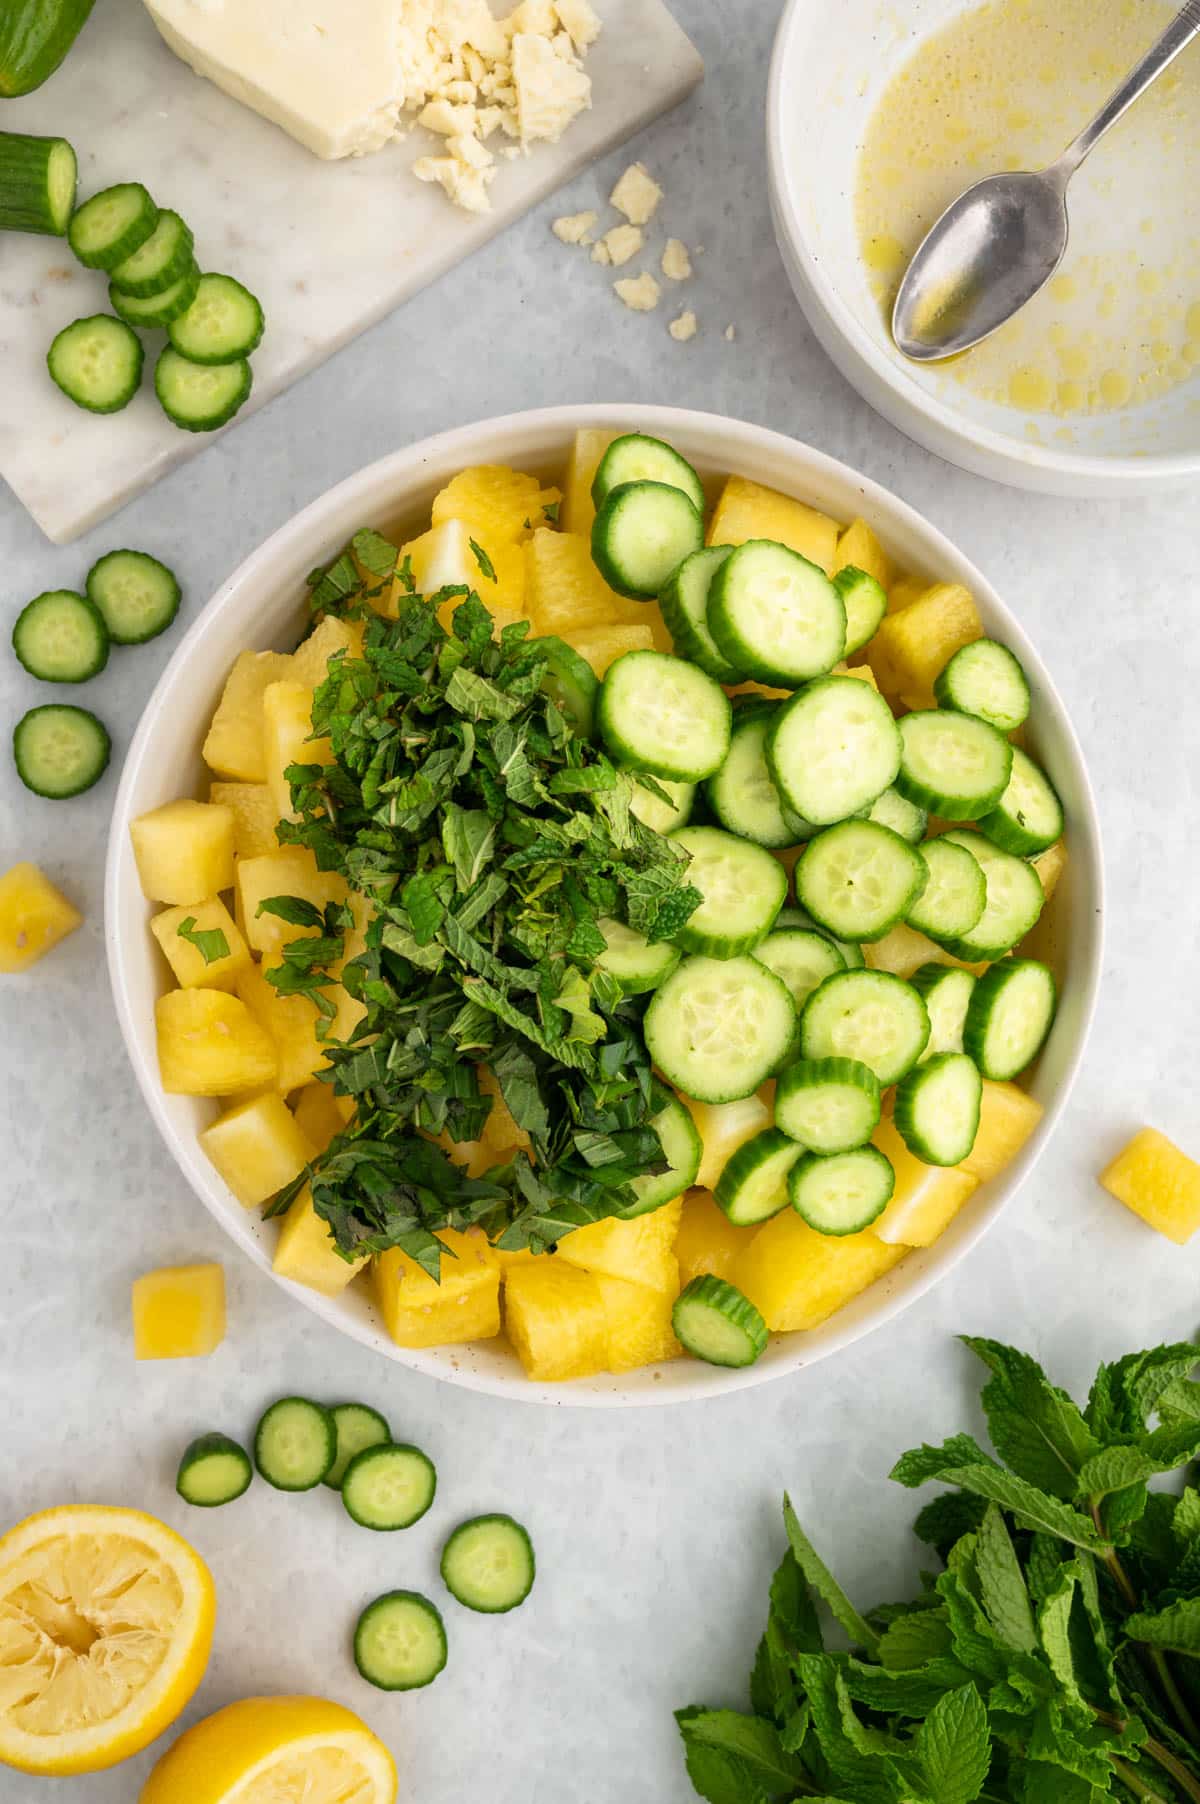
[678,1337,1200,1802]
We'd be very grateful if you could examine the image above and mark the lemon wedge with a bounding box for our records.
[140,1695,398,1803]
[0,1504,214,1776]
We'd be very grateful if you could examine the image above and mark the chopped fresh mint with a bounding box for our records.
[469,537,497,582]
[175,916,230,965]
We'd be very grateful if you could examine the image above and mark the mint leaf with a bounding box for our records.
[890,1434,996,1489]
[175,915,230,965]
[444,666,521,720]
[1087,1343,1200,1438]
[674,1709,805,1801]
[878,1610,955,1671]
[962,1337,1100,1499]
[974,1503,1037,1653]
[913,1491,989,1559]
[1176,1486,1200,1551]
[914,1685,990,1803]
[1037,1565,1087,1711]
[841,1655,973,1717]
[351,527,398,578]
[256,893,325,929]
[793,1657,910,1802]
[921,1466,1110,1552]
[1077,1421,1200,1500]
[468,537,497,582]
[441,805,495,893]
[1124,1597,1200,1657]
[784,1496,880,1656]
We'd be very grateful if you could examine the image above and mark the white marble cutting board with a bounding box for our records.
[0,0,702,543]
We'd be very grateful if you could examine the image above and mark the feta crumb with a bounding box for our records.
[413,153,494,213]
[669,310,698,342]
[661,238,692,282]
[600,223,644,267]
[552,209,598,244]
[418,97,476,135]
[510,30,591,142]
[610,162,662,226]
[554,0,602,50]
[590,239,612,266]
[614,272,661,312]
[725,324,737,342]
[506,0,557,32]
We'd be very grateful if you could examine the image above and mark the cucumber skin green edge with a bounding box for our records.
[86,550,181,646]
[47,315,143,415]
[110,263,200,327]
[0,2,97,98]
[167,272,266,365]
[12,589,109,683]
[963,958,1057,1079]
[68,182,158,271]
[672,1275,768,1368]
[13,703,111,799]
[176,1432,253,1507]
[441,1514,536,1613]
[590,482,705,601]
[354,1591,447,1691]
[340,1442,436,1530]
[155,347,253,434]
[322,1402,391,1491]
[253,1396,336,1491]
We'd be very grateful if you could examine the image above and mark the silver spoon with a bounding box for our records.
[892,0,1200,362]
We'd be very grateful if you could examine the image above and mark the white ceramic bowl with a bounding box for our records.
[107,405,1104,1405]
[767,0,1200,496]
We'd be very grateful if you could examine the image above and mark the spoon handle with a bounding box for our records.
[1055,0,1200,178]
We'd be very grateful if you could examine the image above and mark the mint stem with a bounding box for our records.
[1112,1757,1171,1803]
[1143,1737,1200,1804]
[1092,1499,1200,1747]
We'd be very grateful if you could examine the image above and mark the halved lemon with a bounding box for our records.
[0,1504,215,1775]
[140,1696,398,1803]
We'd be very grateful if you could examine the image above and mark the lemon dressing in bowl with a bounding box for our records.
[855,0,1200,425]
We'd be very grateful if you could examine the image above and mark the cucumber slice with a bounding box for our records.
[13,703,110,798]
[936,830,1045,960]
[155,347,252,433]
[706,712,802,850]
[537,634,599,736]
[895,710,1013,820]
[976,747,1064,856]
[708,541,846,685]
[904,836,986,940]
[715,1127,806,1225]
[441,1515,535,1613]
[591,481,705,600]
[768,677,902,827]
[934,638,1030,732]
[753,929,845,1014]
[253,1396,336,1491]
[775,1056,881,1154]
[592,432,705,514]
[47,314,143,414]
[795,821,928,944]
[341,1443,436,1530]
[110,264,200,327]
[167,271,265,364]
[800,968,930,1086]
[894,1050,982,1166]
[621,1088,702,1218]
[0,131,77,235]
[86,549,181,645]
[867,786,928,844]
[672,1275,768,1368]
[595,915,681,995]
[833,564,888,656]
[670,825,788,956]
[12,589,108,683]
[645,954,796,1103]
[964,957,1057,1080]
[354,1591,446,1691]
[630,773,695,834]
[109,207,194,296]
[176,1432,252,1507]
[324,1402,391,1490]
[789,1145,895,1235]
[659,546,743,681]
[68,182,157,269]
[599,649,730,780]
[910,962,976,1060]
[777,906,865,970]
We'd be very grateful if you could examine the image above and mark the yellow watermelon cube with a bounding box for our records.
[557,1199,682,1293]
[235,848,347,959]
[291,615,364,688]
[887,575,928,614]
[562,623,656,675]
[292,1080,355,1152]
[150,899,250,990]
[1033,840,1067,903]
[208,782,279,861]
[675,1188,753,1286]
[868,583,983,708]
[866,924,986,982]
[0,862,82,972]
[708,475,840,576]
[1100,1128,1200,1245]
[682,1093,774,1191]
[130,800,236,906]
[132,1263,225,1359]
[504,1259,607,1381]
[562,428,620,537]
[203,649,294,781]
[375,1227,500,1347]
[262,681,333,824]
[960,1081,1044,1183]
[524,529,645,633]
[594,1273,681,1371]
[200,1092,315,1208]
[835,518,891,589]
[156,987,277,1095]
[273,1187,367,1295]
[872,1117,979,1246]
[431,464,558,544]
[235,961,328,1094]
[734,1210,907,1331]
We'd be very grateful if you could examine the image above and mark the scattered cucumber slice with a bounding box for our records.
[323,1403,391,1491]
[12,589,108,682]
[13,703,110,798]
[894,1051,982,1167]
[176,1433,253,1507]
[911,962,977,1060]
[155,346,252,433]
[964,957,1057,1080]
[714,1127,806,1225]
[867,786,928,844]
[645,954,796,1103]
[48,314,143,414]
[441,1515,536,1613]
[595,916,681,996]
[833,564,888,656]
[68,182,157,269]
[673,1275,768,1368]
[768,676,901,827]
[629,773,695,835]
[621,1089,702,1218]
[934,638,1031,732]
[167,271,265,363]
[86,550,180,645]
[253,1396,336,1492]
[537,634,599,736]
[354,1591,447,1691]
[341,1443,436,1531]
[976,747,1064,856]
[935,831,1045,961]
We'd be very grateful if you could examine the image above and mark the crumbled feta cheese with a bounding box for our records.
[661,238,692,281]
[510,30,591,142]
[506,0,558,32]
[599,224,643,267]
[669,309,698,342]
[610,163,663,226]
[414,152,494,212]
[554,0,601,50]
[418,97,476,134]
[552,209,598,244]
[725,324,737,342]
[590,239,611,266]
[614,272,661,312]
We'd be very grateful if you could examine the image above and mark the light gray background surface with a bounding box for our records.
[2,2,1198,1798]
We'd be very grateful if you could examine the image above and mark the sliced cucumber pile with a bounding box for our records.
[672,1276,768,1368]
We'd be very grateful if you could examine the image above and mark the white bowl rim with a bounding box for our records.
[106,401,1105,1407]
[766,0,1200,492]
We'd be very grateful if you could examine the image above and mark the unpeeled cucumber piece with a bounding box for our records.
[0,131,77,234]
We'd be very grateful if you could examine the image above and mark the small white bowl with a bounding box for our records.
[106,405,1104,1406]
[767,0,1200,496]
